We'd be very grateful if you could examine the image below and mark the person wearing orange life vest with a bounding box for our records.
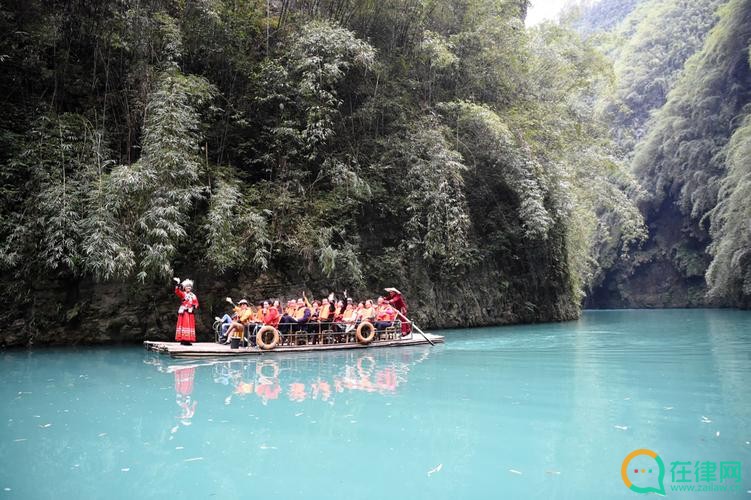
[374,296,397,330]
[339,300,358,333]
[360,299,376,323]
[293,297,311,325]
[223,299,255,344]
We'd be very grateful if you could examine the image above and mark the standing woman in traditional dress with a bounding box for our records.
[385,287,411,336]
[173,277,199,345]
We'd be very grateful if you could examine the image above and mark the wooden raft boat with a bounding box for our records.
[145,330,444,359]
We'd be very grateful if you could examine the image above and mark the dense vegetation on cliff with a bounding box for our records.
[0,0,644,344]
[581,0,751,308]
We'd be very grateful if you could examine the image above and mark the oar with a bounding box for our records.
[394,310,434,346]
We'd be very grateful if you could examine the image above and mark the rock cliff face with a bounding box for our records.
[0,265,578,347]
[586,198,710,308]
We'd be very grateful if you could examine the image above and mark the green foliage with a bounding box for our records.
[400,119,475,269]
[631,0,751,221]
[707,114,751,302]
[202,176,270,273]
[110,68,216,281]
[599,0,725,154]
[438,101,554,240]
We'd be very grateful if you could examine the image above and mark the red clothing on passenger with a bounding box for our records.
[264,307,280,327]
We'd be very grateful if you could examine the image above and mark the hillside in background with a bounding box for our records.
[580,0,751,309]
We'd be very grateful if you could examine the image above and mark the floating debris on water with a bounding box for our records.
[663,406,674,410]
[545,470,561,475]
[121,468,130,472]
[13,438,27,442]
[614,425,628,431]
[176,446,184,450]
[509,469,522,475]
[427,464,443,476]
[294,412,304,417]
[259,444,277,450]
[701,416,712,423]
[716,431,720,437]
[98,433,107,437]
[39,424,52,428]
[184,457,204,462]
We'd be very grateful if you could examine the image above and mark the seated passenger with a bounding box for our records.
[360,299,376,323]
[215,312,235,343]
[333,300,344,322]
[318,298,332,328]
[279,299,297,333]
[293,298,311,327]
[265,301,281,327]
[374,297,397,330]
[223,300,255,344]
[310,300,321,321]
[248,301,273,345]
[339,302,357,333]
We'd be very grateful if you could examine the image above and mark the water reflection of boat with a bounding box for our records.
[147,346,432,406]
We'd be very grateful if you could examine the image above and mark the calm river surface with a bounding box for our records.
[2,309,750,499]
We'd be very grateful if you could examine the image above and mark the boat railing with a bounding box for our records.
[212,319,411,346]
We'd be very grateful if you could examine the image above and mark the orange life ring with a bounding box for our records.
[256,326,280,350]
[356,321,376,344]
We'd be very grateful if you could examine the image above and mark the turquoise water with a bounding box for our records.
[2,309,750,499]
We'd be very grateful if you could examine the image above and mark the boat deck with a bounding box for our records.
[144,332,444,358]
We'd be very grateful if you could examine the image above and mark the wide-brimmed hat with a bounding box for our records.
[384,287,401,294]
[238,299,249,305]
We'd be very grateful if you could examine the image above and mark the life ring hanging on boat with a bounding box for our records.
[256,326,280,350]
[356,321,376,344]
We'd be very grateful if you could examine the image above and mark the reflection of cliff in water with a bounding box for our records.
[146,346,433,406]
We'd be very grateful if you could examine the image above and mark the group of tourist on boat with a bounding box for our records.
[172,277,410,348]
